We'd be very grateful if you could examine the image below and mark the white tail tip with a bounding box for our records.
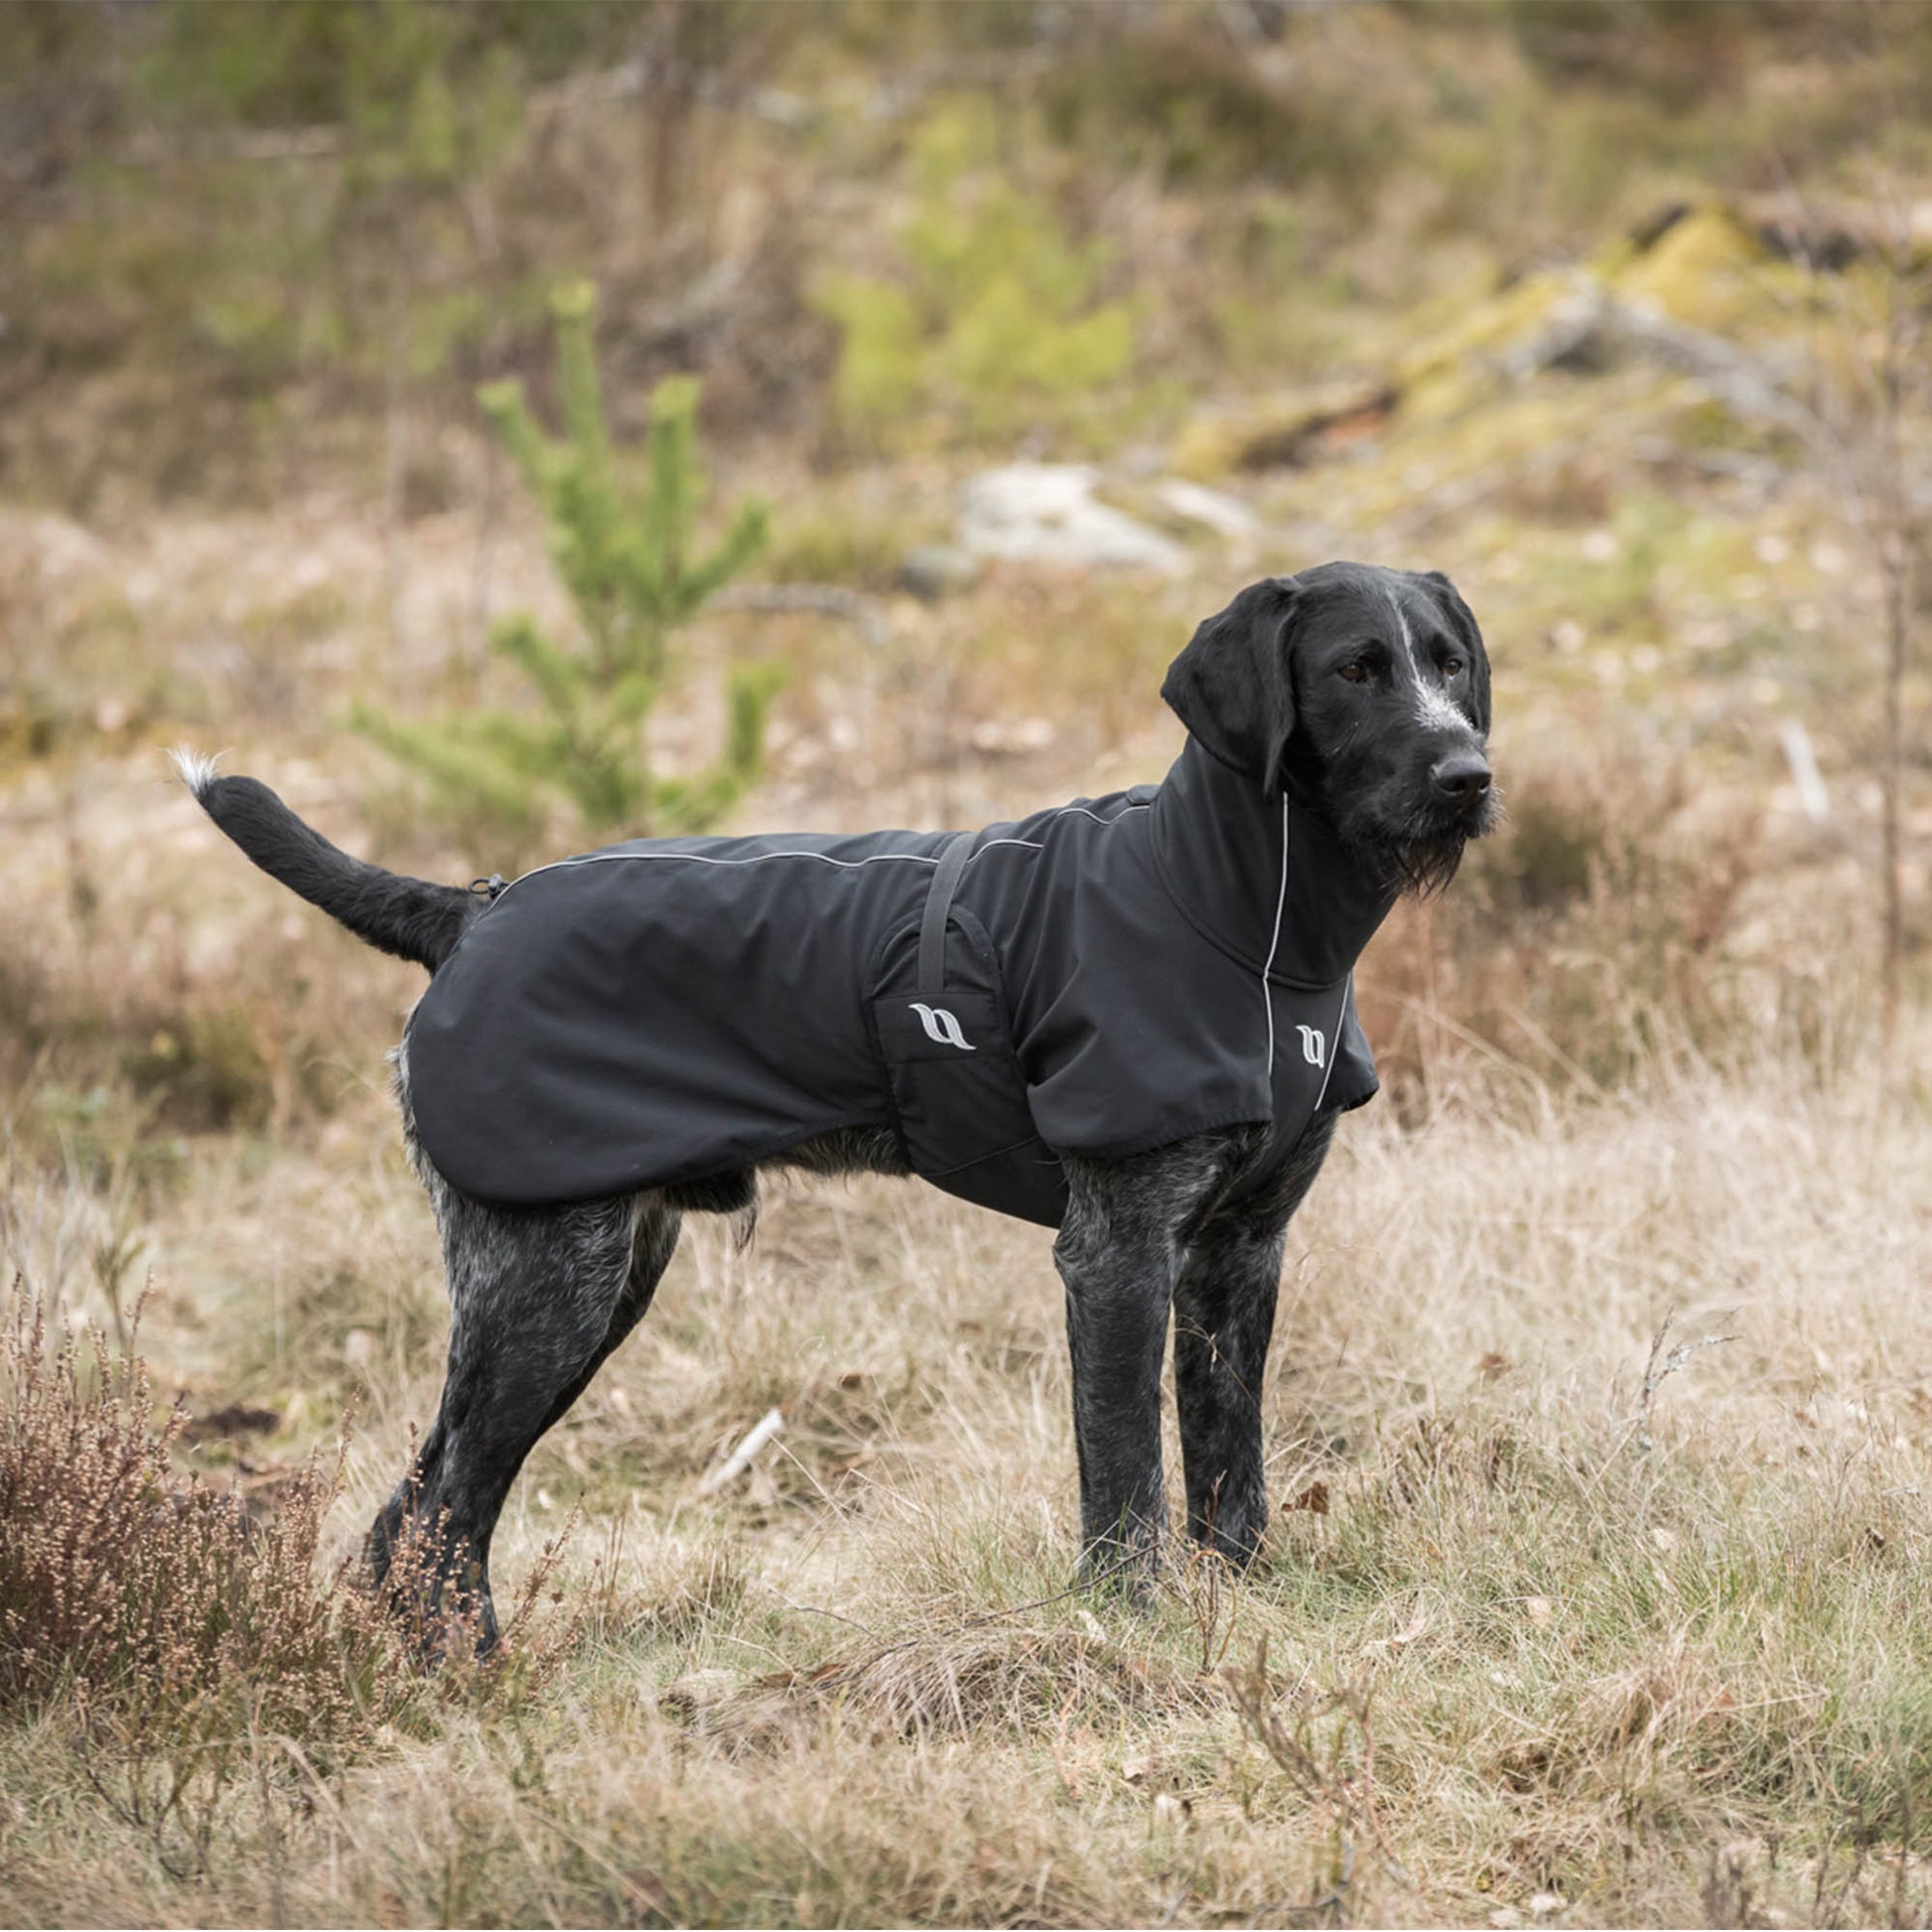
[169,747,221,800]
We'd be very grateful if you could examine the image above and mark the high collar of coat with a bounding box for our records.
[1142,736,1398,992]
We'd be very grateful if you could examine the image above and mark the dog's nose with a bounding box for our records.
[1432,753,1491,801]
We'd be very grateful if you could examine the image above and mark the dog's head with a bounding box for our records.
[1163,561,1496,894]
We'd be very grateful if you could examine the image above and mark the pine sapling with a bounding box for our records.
[356,280,776,846]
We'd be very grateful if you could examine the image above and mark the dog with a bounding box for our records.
[179,562,1494,1645]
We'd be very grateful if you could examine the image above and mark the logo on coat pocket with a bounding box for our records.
[1295,1025,1326,1068]
[909,1002,976,1051]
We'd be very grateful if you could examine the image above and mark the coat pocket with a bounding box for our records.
[868,906,1066,1228]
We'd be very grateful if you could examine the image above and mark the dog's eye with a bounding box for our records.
[1336,660,1369,684]
[1443,656,1464,678]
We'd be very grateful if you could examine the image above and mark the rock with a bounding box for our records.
[969,716,1056,756]
[897,542,982,601]
[956,463,1186,574]
[1154,477,1259,539]
[659,1669,743,1718]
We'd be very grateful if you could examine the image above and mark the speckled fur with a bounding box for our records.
[386,1037,1335,1633]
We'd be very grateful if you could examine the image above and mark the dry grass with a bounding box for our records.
[4,1030,1932,1926]
[2,487,1927,1930]
[3,468,1928,1932]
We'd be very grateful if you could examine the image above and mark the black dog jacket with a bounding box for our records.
[407,737,1398,1228]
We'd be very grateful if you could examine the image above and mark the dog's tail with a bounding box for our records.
[173,750,480,972]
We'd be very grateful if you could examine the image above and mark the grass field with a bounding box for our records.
[7,1023,1932,1925]
[4,6,1932,1925]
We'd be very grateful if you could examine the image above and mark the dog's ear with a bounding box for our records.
[1161,577,1304,789]
[1419,571,1490,736]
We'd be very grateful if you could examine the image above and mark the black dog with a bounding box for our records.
[180,562,1494,1645]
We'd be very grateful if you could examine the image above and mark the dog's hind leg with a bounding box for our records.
[1172,1111,1336,1568]
[370,1191,680,1650]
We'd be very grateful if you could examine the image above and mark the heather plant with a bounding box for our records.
[355,281,778,846]
[0,1279,396,1739]
[0,1274,572,1752]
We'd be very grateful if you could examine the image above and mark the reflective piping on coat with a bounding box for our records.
[488,795,1155,904]
[495,845,943,901]
[1258,790,1291,1075]
[957,799,1155,869]
[1311,973,1351,1115]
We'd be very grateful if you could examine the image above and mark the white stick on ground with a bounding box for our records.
[1777,718,1831,823]
[694,1406,786,1498]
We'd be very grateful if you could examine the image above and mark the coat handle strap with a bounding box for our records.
[917,832,975,994]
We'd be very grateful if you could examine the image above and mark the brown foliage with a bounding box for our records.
[0,1275,397,1741]
[0,1273,575,1754]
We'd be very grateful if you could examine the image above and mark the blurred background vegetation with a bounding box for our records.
[3,10,1932,1922]
[3,0,1927,1138]
[0,0,1925,1126]
[0,0,1923,1214]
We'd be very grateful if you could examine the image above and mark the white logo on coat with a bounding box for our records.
[910,1002,976,1051]
[1295,1025,1326,1068]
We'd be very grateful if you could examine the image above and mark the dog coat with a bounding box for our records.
[406,737,1398,1228]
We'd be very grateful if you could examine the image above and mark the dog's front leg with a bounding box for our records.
[1054,1136,1243,1582]
[1173,1110,1336,1567]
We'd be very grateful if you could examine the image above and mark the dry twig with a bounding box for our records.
[1637,1311,1740,1452]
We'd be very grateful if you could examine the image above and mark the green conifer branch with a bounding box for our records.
[361,281,778,852]
[685,499,771,611]
[350,703,541,831]
[646,376,701,632]
[470,711,575,780]
[725,661,787,779]
[476,378,551,498]
[605,668,664,729]
[549,281,608,475]
[491,614,586,721]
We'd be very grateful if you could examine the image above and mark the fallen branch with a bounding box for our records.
[694,1406,784,1498]
[1778,717,1832,824]
[713,583,890,648]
